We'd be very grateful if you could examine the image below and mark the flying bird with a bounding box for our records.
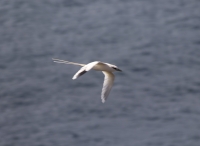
[52,58,122,103]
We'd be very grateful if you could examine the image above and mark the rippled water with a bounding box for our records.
[0,0,200,146]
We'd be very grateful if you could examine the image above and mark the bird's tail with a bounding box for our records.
[52,58,86,67]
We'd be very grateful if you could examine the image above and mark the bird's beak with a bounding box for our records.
[117,68,122,72]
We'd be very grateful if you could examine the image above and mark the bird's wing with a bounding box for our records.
[72,61,100,80]
[101,71,115,103]
[84,61,101,71]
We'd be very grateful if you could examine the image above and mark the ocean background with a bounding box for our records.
[0,0,200,146]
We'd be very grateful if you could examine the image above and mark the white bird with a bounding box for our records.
[52,58,122,103]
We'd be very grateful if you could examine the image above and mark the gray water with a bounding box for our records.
[0,0,200,146]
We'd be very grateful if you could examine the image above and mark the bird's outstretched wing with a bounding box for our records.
[101,71,115,103]
[72,61,100,80]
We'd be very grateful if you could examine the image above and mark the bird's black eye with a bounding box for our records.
[113,67,119,71]
[112,67,122,71]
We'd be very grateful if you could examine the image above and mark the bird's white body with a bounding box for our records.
[81,61,116,72]
[52,58,122,103]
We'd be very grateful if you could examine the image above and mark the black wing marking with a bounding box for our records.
[72,67,87,79]
[72,61,100,80]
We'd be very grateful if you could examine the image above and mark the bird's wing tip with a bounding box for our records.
[101,98,105,103]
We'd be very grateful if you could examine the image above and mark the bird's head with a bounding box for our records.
[111,66,122,72]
